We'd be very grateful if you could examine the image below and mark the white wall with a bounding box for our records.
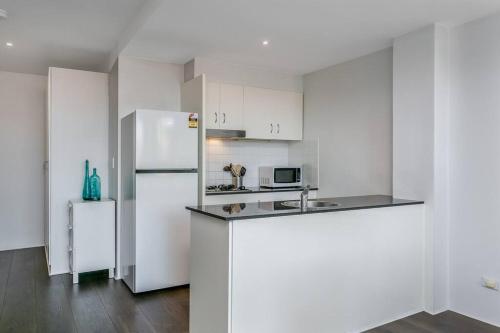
[0,71,46,251]
[303,48,393,197]
[110,56,184,278]
[288,139,320,188]
[449,13,500,326]
[118,56,184,118]
[393,28,435,201]
[393,25,450,314]
[192,56,303,92]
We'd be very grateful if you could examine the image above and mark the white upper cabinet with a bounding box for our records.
[273,90,303,140]
[243,86,303,140]
[205,82,244,130]
[243,86,276,139]
[219,84,244,130]
[206,82,220,129]
[205,81,303,140]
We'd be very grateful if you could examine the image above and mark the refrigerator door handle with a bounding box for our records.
[135,169,198,174]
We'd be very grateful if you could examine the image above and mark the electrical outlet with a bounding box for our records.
[482,277,499,291]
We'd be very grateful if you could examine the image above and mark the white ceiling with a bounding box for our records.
[1,0,500,76]
[0,0,146,75]
[123,0,500,75]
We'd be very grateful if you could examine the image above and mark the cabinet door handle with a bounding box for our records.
[270,123,273,133]
[214,112,218,123]
[277,123,280,134]
[223,113,226,124]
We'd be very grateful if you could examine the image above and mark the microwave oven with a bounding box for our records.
[259,167,302,188]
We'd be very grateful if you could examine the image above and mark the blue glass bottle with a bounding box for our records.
[89,168,101,201]
[82,160,91,200]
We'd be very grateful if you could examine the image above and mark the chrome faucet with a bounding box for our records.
[300,185,310,211]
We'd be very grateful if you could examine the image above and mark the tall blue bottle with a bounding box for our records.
[82,160,91,200]
[89,168,101,201]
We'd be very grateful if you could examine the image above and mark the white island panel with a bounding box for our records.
[190,214,233,333]
[230,205,424,333]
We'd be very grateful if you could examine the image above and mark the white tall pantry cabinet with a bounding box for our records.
[45,68,109,275]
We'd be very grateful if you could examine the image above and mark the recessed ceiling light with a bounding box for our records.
[5,42,13,47]
[262,40,270,46]
[0,9,7,19]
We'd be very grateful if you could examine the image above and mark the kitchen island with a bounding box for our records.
[186,195,425,333]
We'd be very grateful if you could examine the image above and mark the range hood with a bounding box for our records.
[206,129,246,139]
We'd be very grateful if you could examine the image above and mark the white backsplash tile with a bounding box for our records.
[288,138,320,188]
[206,139,289,187]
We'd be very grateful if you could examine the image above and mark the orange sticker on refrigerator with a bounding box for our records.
[188,113,198,128]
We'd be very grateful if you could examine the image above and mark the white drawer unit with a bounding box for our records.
[68,199,116,284]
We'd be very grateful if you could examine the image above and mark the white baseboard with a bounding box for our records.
[425,307,448,315]
[44,245,50,275]
[0,243,44,252]
[450,309,500,328]
[49,268,71,276]
[356,308,424,333]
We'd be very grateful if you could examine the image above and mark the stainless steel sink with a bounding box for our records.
[280,200,340,209]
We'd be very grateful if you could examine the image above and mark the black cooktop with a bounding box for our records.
[206,184,251,193]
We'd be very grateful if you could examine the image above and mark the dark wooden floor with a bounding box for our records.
[0,247,188,332]
[366,311,500,333]
[0,247,498,333]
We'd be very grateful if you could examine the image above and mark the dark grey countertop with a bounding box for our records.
[186,195,424,221]
[205,186,319,196]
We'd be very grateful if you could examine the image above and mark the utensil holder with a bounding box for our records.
[232,176,243,189]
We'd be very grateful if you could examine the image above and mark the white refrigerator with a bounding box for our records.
[121,110,198,293]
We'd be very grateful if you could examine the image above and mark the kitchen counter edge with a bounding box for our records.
[186,195,424,221]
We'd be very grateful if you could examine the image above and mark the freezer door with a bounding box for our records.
[135,110,198,170]
[134,172,197,292]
